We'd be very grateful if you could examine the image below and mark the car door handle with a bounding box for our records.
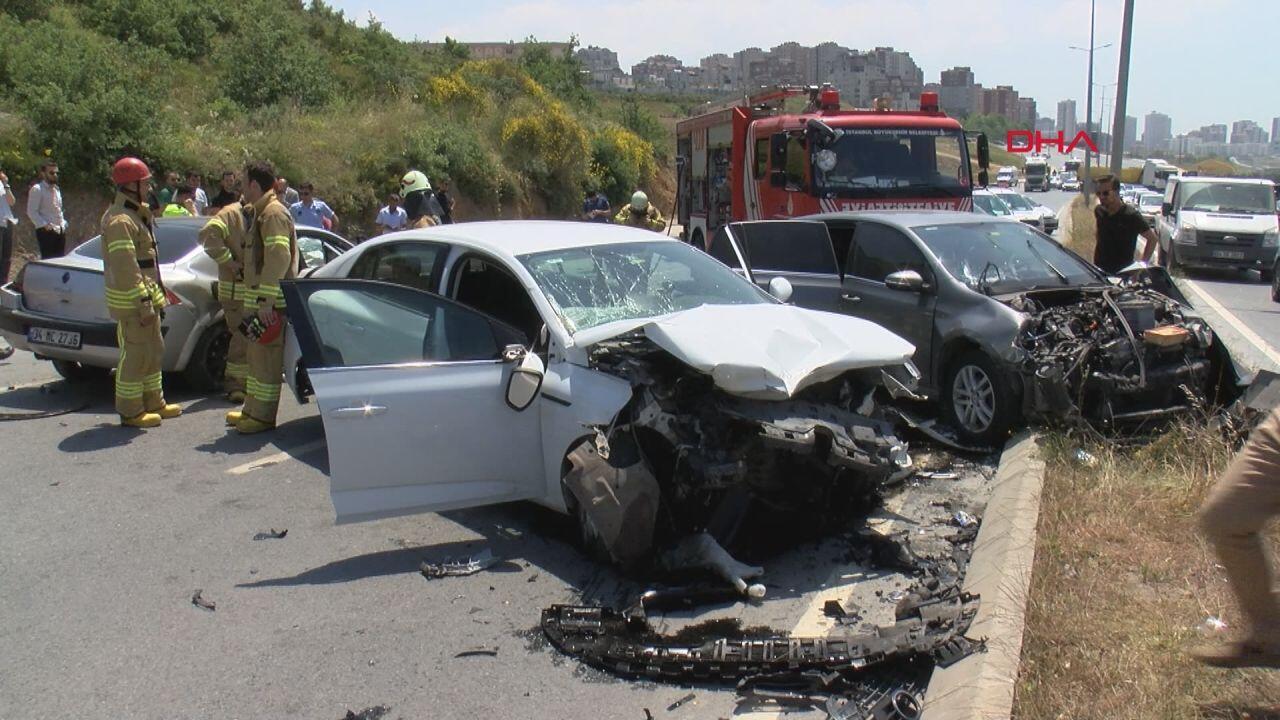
[329,405,387,419]
[841,293,861,304]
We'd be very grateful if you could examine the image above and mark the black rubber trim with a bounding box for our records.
[542,393,572,407]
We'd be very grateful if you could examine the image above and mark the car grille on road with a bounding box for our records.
[1202,231,1262,247]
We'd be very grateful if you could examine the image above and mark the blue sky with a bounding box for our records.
[328,0,1278,136]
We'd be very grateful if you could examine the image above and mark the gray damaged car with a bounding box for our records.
[706,214,1216,445]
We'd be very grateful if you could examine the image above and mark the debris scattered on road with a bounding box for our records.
[420,548,500,580]
[666,693,696,712]
[342,706,391,720]
[252,528,288,540]
[454,646,499,658]
[1073,449,1098,467]
[191,589,216,611]
[952,511,978,528]
[526,572,539,583]
[1200,616,1229,634]
[822,599,849,619]
[643,709,654,720]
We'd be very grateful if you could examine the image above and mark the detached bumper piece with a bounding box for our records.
[540,590,980,684]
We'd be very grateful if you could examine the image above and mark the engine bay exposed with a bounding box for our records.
[565,333,912,567]
[1010,282,1214,428]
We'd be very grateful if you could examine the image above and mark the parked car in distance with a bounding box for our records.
[0,217,351,387]
[710,213,1215,446]
[1135,191,1163,229]
[990,188,1046,231]
[1155,176,1279,280]
[1060,172,1081,191]
[972,188,1014,218]
[279,221,919,567]
[995,166,1017,188]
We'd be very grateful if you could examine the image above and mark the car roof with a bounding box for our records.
[355,220,678,258]
[802,209,1022,228]
[1174,176,1274,186]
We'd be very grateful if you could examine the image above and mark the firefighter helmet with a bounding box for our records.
[630,190,648,210]
[400,170,432,194]
[112,157,152,185]
[239,313,284,345]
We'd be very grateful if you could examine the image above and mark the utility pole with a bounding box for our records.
[1110,0,1135,177]
[1070,0,1109,197]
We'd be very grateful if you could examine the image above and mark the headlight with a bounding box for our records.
[1264,228,1279,248]
[1175,222,1197,245]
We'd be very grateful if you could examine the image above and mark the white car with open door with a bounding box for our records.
[281,221,919,568]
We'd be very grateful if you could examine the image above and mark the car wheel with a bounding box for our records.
[1271,260,1280,302]
[182,322,230,392]
[51,359,110,383]
[944,351,1015,447]
[1260,263,1275,285]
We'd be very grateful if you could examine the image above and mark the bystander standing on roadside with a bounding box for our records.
[375,193,407,234]
[274,177,300,206]
[1193,406,1280,668]
[162,186,198,217]
[26,159,67,258]
[1092,174,1157,274]
[289,183,338,230]
[582,189,610,223]
[435,179,456,224]
[186,171,208,215]
[207,170,239,213]
[0,167,15,358]
[156,171,181,207]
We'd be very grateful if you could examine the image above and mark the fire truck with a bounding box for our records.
[674,85,989,249]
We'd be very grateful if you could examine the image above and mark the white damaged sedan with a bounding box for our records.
[281,221,918,574]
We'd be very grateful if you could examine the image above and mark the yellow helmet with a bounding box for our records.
[630,190,649,210]
[400,170,432,194]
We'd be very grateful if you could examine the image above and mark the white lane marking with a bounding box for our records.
[1180,278,1280,368]
[227,439,326,475]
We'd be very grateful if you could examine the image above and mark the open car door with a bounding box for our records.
[281,278,546,524]
[721,220,844,312]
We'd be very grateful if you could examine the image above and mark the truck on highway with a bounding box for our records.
[1024,154,1050,191]
[1142,159,1182,191]
[674,85,987,250]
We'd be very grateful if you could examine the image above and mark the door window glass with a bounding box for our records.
[849,223,932,284]
[707,227,743,269]
[754,138,770,179]
[451,256,543,343]
[300,283,516,368]
[349,242,444,292]
[735,222,837,274]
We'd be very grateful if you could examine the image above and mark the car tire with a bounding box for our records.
[1271,261,1280,302]
[182,322,230,392]
[943,351,1016,447]
[51,360,110,383]
[1260,264,1275,285]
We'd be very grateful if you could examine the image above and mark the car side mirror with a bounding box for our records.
[504,346,545,412]
[767,276,793,303]
[769,170,787,188]
[1161,202,1173,216]
[884,269,926,292]
[977,170,989,188]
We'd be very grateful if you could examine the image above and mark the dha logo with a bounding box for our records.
[1006,130,1099,154]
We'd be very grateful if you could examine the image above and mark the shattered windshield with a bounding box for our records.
[812,127,970,198]
[972,193,1012,216]
[520,241,770,334]
[914,221,1103,293]
[1179,182,1275,214]
[999,193,1035,211]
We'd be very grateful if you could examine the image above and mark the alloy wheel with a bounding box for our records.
[952,364,995,433]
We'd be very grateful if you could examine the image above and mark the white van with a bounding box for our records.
[1156,177,1279,279]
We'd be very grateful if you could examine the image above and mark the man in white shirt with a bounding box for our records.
[375,193,408,234]
[186,171,209,215]
[0,166,17,283]
[27,159,67,258]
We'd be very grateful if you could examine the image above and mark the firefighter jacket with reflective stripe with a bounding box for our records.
[101,194,165,320]
[199,201,253,303]
[614,203,665,231]
[244,191,298,310]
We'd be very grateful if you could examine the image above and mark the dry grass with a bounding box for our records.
[1063,192,1099,260]
[1014,422,1280,719]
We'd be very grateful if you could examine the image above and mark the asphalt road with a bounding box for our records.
[1174,268,1280,373]
[0,350,996,719]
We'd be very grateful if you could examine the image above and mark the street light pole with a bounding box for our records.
[1110,0,1135,177]
[1083,0,1096,197]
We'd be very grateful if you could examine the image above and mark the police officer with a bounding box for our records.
[103,157,181,427]
[226,160,298,434]
[614,190,665,232]
[199,198,254,403]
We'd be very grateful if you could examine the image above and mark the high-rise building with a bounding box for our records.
[1124,116,1137,144]
[940,66,975,87]
[1272,117,1280,145]
[983,85,1020,123]
[1057,100,1078,138]
[1230,119,1268,145]
[1017,98,1037,126]
[699,53,735,91]
[937,65,980,117]
[1143,112,1172,150]
[1036,117,1056,133]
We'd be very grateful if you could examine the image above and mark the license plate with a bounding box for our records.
[28,327,82,349]
[1212,250,1246,260]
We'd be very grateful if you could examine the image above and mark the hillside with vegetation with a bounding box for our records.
[0,0,677,239]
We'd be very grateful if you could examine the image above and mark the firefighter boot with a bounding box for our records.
[156,403,183,419]
[235,416,275,435]
[121,411,163,429]
[225,410,243,427]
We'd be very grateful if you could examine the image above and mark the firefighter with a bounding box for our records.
[225,160,298,434]
[199,198,254,403]
[614,190,665,232]
[103,157,181,427]
[399,170,444,228]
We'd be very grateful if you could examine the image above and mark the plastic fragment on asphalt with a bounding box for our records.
[420,548,499,579]
[454,647,499,658]
[191,589,216,611]
[1073,448,1098,466]
[342,706,391,720]
[252,528,288,540]
[952,511,978,528]
[666,693,696,712]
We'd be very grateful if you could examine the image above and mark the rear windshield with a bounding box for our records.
[73,223,199,265]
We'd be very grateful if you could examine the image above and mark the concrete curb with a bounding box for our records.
[920,431,1046,720]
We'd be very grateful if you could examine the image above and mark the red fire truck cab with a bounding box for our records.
[675,85,988,250]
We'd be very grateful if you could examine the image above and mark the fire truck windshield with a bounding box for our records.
[812,127,971,199]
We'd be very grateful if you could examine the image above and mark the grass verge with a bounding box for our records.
[1014,423,1280,718]
[1063,193,1098,260]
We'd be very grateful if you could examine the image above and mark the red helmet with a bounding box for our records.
[112,157,152,185]
[257,314,284,345]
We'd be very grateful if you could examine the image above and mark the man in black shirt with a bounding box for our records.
[207,170,240,214]
[1093,173,1157,274]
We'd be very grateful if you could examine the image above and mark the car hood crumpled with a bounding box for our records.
[626,303,915,400]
